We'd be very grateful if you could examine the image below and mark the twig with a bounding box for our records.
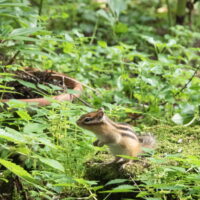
[87,188,98,200]
[15,176,28,200]
[174,65,199,98]
[21,70,40,82]
[51,74,101,94]
[103,193,111,200]
[161,65,200,106]
[6,50,20,65]
[75,96,93,108]
[76,197,94,200]
[61,75,67,91]
[126,171,142,192]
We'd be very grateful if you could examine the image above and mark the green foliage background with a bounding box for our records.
[0,0,200,199]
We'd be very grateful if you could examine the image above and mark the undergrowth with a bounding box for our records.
[0,0,200,199]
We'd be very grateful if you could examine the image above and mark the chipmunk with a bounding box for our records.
[76,108,156,168]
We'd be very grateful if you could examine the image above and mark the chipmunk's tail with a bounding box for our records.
[138,133,156,149]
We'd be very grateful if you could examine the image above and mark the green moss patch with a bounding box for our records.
[146,125,200,157]
[83,125,200,200]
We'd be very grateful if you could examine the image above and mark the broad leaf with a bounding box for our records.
[172,113,183,125]
[101,184,135,193]
[105,179,127,186]
[37,156,65,172]
[0,158,36,184]
[0,128,25,143]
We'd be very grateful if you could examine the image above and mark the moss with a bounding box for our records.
[145,125,200,157]
[85,125,200,178]
[82,125,200,199]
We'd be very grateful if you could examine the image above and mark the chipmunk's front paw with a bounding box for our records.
[119,160,133,171]
[93,139,104,147]
[100,157,124,166]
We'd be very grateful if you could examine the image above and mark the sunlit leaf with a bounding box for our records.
[0,128,25,143]
[37,156,65,172]
[172,113,183,125]
[105,179,127,186]
[101,184,135,193]
[0,158,36,184]
[16,110,32,121]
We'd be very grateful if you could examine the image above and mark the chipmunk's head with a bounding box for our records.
[76,108,105,128]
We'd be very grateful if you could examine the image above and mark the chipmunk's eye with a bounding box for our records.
[84,117,93,123]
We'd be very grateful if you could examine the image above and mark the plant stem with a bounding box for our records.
[176,0,187,24]
[6,51,20,65]
[90,20,99,45]
[39,0,43,16]
[166,0,172,27]
[75,96,93,108]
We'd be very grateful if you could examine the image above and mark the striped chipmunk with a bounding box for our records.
[76,108,156,168]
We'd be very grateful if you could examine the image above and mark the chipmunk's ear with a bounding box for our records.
[97,108,104,119]
[98,107,104,112]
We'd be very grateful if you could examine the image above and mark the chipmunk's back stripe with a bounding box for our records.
[117,126,133,132]
[107,118,134,133]
[121,133,137,140]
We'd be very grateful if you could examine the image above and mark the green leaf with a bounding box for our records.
[48,84,62,91]
[0,73,15,76]
[0,3,27,8]
[75,178,98,186]
[185,156,200,166]
[101,184,135,193]
[136,191,149,197]
[98,40,107,48]
[37,156,65,172]
[165,166,186,173]
[6,100,28,108]
[37,83,51,92]
[54,182,75,187]
[0,158,36,184]
[108,0,127,18]
[172,113,183,125]
[97,9,115,25]
[8,36,39,42]
[20,49,54,58]
[23,123,47,133]
[149,183,186,190]
[0,13,19,20]
[181,104,195,114]
[9,27,42,37]
[0,128,25,143]
[114,23,128,33]
[105,179,127,186]
[67,89,81,94]
[16,110,32,121]
[0,85,14,89]
[17,79,37,89]
[35,137,60,149]
[0,90,17,93]
[117,155,139,160]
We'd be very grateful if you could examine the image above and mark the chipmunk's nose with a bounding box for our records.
[76,119,81,126]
